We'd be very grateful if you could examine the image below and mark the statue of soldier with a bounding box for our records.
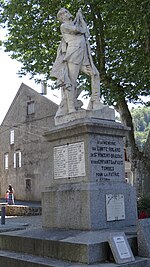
[51,8,101,116]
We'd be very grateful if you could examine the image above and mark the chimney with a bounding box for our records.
[41,81,47,95]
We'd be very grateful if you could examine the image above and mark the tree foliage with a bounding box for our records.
[138,195,150,216]
[131,106,150,149]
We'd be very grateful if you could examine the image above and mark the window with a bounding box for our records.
[25,179,32,192]
[4,153,8,169]
[10,129,14,145]
[14,151,21,168]
[27,101,35,115]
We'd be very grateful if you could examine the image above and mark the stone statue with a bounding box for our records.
[50,8,102,116]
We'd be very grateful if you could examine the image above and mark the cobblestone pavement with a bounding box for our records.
[5,215,42,229]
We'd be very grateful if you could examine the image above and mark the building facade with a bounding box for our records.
[0,83,58,201]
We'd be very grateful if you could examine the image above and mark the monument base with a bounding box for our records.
[54,105,115,125]
[0,225,149,266]
[42,181,137,230]
[43,117,137,231]
[41,116,140,265]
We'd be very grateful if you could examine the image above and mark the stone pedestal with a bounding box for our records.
[42,182,137,230]
[42,117,137,231]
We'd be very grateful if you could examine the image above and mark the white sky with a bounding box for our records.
[0,46,61,124]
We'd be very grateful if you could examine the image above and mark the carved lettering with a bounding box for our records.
[90,137,124,180]
[54,142,86,179]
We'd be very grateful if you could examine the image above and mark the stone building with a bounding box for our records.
[0,83,58,201]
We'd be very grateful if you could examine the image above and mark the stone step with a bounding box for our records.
[0,228,137,264]
[0,250,70,267]
[0,251,149,267]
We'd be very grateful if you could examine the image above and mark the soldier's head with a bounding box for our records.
[57,8,72,22]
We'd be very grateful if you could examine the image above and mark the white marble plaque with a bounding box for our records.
[109,233,135,264]
[113,236,131,259]
[106,194,125,221]
[54,145,68,178]
[54,142,85,179]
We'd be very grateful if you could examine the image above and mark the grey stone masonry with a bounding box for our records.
[42,118,138,231]
[137,218,150,257]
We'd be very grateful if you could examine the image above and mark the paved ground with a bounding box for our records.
[6,215,42,228]
[0,198,42,232]
[0,214,42,232]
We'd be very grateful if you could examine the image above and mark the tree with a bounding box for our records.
[140,130,150,194]
[0,0,150,192]
[131,106,150,149]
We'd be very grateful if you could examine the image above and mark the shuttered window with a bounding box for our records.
[14,151,21,168]
[4,153,8,169]
[27,101,35,115]
[10,130,14,144]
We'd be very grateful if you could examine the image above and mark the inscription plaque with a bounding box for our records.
[54,142,85,179]
[113,236,131,259]
[108,233,135,264]
[106,194,125,221]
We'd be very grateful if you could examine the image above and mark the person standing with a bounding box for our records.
[5,189,9,203]
[7,184,15,205]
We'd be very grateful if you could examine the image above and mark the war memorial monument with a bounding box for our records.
[41,8,150,266]
[0,7,150,267]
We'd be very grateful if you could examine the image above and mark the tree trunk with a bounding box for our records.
[115,97,140,164]
[140,131,150,195]
[115,97,144,193]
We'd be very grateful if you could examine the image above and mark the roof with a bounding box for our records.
[1,83,58,126]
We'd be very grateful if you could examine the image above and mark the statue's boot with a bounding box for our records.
[87,97,104,110]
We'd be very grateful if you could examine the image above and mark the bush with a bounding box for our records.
[137,195,150,217]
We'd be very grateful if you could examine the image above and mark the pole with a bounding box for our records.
[1,205,6,225]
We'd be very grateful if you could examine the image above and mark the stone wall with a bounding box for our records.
[5,205,42,216]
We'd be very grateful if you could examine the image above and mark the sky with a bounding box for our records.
[0,46,61,124]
